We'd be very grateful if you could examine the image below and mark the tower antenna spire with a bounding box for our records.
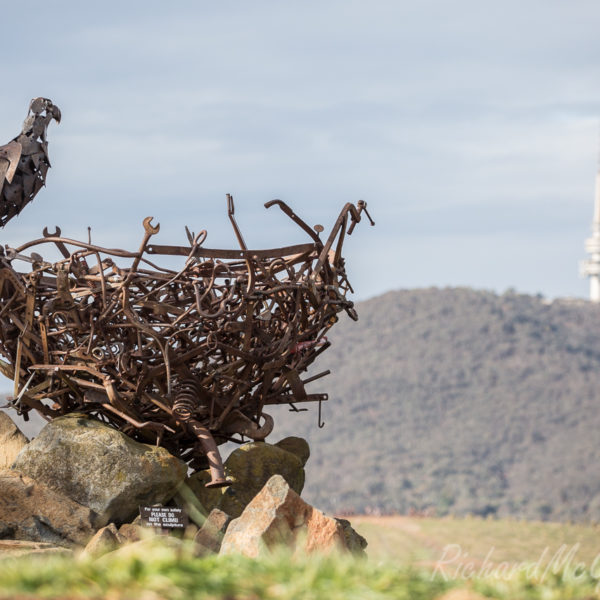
[597,119,600,172]
[580,125,600,301]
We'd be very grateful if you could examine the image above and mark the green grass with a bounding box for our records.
[1,536,600,600]
[2,517,600,599]
[0,540,450,600]
[350,515,600,566]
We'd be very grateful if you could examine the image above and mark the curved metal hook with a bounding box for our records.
[318,399,325,428]
[264,199,323,246]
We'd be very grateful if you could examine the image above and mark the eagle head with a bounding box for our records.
[28,97,61,123]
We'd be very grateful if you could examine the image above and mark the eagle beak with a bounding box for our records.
[28,98,61,123]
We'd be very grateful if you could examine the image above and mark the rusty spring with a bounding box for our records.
[172,378,201,422]
[0,196,374,472]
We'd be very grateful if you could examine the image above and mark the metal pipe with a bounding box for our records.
[187,419,230,488]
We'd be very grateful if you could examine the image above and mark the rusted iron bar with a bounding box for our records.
[0,104,374,484]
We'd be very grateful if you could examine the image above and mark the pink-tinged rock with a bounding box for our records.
[81,523,123,557]
[0,469,97,547]
[118,522,143,544]
[0,411,28,469]
[220,474,347,557]
[194,508,232,554]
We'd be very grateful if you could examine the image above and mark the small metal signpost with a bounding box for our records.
[139,506,188,531]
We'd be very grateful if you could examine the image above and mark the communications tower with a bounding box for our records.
[580,168,600,302]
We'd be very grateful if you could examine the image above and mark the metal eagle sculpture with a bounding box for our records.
[0,98,61,227]
[0,98,373,488]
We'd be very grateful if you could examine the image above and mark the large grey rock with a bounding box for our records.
[12,413,187,526]
[0,469,97,547]
[0,411,28,469]
[274,436,310,467]
[220,474,348,557]
[188,441,305,518]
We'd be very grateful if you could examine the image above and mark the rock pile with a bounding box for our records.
[221,474,349,557]
[0,411,366,559]
[187,439,307,518]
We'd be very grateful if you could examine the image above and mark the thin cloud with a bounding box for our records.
[0,1,598,300]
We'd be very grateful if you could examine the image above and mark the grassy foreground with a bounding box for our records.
[0,542,449,600]
[2,533,600,600]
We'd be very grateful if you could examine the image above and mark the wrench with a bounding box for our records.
[130,217,160,273]
[43,226,89,277]
[5,247,44,264]
[43,226,70,259]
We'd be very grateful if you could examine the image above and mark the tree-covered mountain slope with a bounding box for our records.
[3,287,600,522]
[271,288,600,522]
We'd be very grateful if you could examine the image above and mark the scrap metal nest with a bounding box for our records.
[0,195,373,486]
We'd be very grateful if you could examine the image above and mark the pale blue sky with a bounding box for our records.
[1,1,599,300]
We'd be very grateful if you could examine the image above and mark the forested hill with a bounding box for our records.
[4,287,600,522]
[272,287,600,522]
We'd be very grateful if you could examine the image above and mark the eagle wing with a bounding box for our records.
[0,141,22,197]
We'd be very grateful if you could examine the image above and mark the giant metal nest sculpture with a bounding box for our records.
[0,98,374,487]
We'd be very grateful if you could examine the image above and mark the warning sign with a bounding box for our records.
[139,506,188,529]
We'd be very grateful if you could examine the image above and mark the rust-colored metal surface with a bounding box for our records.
[0,99,373,487]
